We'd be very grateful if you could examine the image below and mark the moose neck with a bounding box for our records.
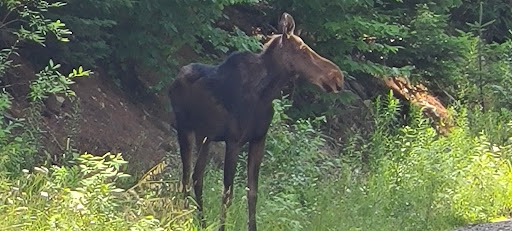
[252,36,294,103]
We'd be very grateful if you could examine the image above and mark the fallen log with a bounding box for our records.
[383,76,453,135]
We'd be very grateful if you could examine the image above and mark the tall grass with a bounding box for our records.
[199,96,512,231]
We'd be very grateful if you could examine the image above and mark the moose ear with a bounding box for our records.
[278,12,295,38]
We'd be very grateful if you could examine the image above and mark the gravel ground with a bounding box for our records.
[452,220,512,231]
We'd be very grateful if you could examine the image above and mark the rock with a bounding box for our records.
[44,94,66,116]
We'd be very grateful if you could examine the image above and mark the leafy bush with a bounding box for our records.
[456,34,512,110]
[46,0,132,67]
[303,98,512,231]
[451,0,512,43]
[0,153,198,231]
[0,3,199,230]
[0,0,71,76]
[0,0,92,176]
[467,106,512,145]
[263,97,328,192]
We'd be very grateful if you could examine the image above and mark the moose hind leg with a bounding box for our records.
[177,129,194,202]
[218,140,242,231]
[192,136,211,227]
[247,137,266,231]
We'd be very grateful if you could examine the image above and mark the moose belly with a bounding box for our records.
[188,105,273,143]
[184,100,228,140]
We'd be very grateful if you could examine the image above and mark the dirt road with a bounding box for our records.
[453,220,512,231]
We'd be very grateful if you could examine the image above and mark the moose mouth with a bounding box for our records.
[307,67,344,93]
[314,69,344,93]
[319,81,343,93]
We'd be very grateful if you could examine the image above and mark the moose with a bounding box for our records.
[169,13,344,231]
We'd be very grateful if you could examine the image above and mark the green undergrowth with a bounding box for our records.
[199,96,512,231]
[0,153,198,231]
[1,96,512,231]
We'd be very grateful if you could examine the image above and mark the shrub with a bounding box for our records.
[304,97,512,231]
[0,0,91,176]
[0,153,198,231]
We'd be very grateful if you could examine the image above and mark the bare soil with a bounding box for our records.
[63,73,175,172]
[5,60,179,175]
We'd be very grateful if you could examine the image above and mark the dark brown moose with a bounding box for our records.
[169,13,344,231]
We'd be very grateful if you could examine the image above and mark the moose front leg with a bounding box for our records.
[247,137,265,231]
[219,140,242,231]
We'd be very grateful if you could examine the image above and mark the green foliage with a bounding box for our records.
[367,109,512,226]
[6,0,511,113]
[365,91,402,167]
[46,0,262,91]
[392,4,474,83]
[451,0,512,43]
[0,107,35,176]
[0,153,197,230]
[0,0,91,177]
[46,0,132,67]
[263,97,328,193]
[29,60,91,101]
[0,0,71,44]
[3,93,512,231]
[199,95,512,231]
[15,0,512,121]
[327,98,512,230]
[0,60,91,177]
[456,33,512,110]
[467,106,512,145]
[0,0,71,76]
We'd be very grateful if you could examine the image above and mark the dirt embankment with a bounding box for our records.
[5,58,178,175]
